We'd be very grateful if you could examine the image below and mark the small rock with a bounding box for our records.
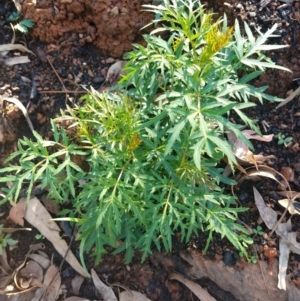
[239,192,249,203]
[106,57,115,64]
[110,6,119,16]
[93,76,105,84]
[36,48,48,63]
[280,166,294,182]
[100,68,107,77]
[223,251,236,266]
[121,7,128,14]
[87,69,94,77]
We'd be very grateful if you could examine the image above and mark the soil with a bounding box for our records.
[1,0,300,300]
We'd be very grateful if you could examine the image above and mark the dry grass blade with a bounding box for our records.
[0,44,34,55]
[91,269,118,301]
[4,56,31,66]
[2,97,34,132]
[276,85,300,109]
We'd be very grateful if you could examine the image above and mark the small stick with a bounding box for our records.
[46,55,67,92]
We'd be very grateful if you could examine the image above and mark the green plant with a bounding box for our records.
[0,0,290,268]
[0,225,18,254]
[276,132,293,147]
[247,254,258,263]
[7,12,34,34]
[35,233,44,240]
[253,225,263,236]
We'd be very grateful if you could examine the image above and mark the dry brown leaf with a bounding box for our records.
[278,234,290,290]
[71,275,85,295]
[242,130,273,142]
[24,197,88,277]
[8,198,27,226]
[237,166,288,191]
[275,219,300,290]
[278,199,300,215]
[0,289,37,301]
[3,97,34,132]
[120,290,152,301]
[91,269,117,301]
[0,248,11,290]
[276,85,300,109]
[276,220,300,255]
[169,273,217,301]
[0,275,11,290]
[253,187,277,230]
[12,0,22,13]
[0,248,12,275]
[276,191,300,199]
[254,195,300,292]
[38,250,49,258]
[27,254,51,270]
[43,264,61,301]
[19,261,43,289]
[29,243,45,252]
[226,130,274,169]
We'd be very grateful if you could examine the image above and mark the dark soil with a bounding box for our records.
[1,0,300,300]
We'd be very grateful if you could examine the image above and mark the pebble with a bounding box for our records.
[36,48,48,63]
[223,251,236,266]
[121,7,128,14]
[93,76,105,84]
[280,166,294,181]
[87,69,94,77]
[238,192,249,203]
[110,6,119,16]
[100,68,107,78]
[106,57,115,64]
